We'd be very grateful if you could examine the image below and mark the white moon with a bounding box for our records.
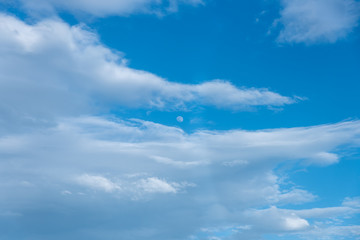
[176,116,184,123]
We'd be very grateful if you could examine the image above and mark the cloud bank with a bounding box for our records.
[1,115,360,239]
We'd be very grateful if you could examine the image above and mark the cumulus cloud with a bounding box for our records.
[0,14,295,133]
[276,0,360,43]
[16,0,204,17]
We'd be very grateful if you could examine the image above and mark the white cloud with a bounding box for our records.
[192,199,360,239]
[276,189,317,205]
[51,116,360,171]
[233,207,311,236]
[18,0,204,17]
[0,14,295,133]
[137,177,178,193]
[284,216,310,231]
[311,152,339,165]
[276,0,360,43]
[2,116,360,205]
[193,80,295,109]
[75,174,190,197]
[76,174,121,192]
[233,201,360,238]
[295,200,360,219]
[151,155,203,168]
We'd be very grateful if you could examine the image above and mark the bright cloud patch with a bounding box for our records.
[276,0,360,43]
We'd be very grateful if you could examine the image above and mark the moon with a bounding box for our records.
[176,116,184,123]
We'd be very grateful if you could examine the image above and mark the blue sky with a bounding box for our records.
[0,0,360,239]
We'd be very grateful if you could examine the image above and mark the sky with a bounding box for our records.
[0,0,360,239]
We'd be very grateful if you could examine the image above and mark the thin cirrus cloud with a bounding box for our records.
[17,0,204,17]
[275,0,360,44]
[0,14,296,133]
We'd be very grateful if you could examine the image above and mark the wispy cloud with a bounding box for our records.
[16,0,204,17]
[275,0,360,44]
